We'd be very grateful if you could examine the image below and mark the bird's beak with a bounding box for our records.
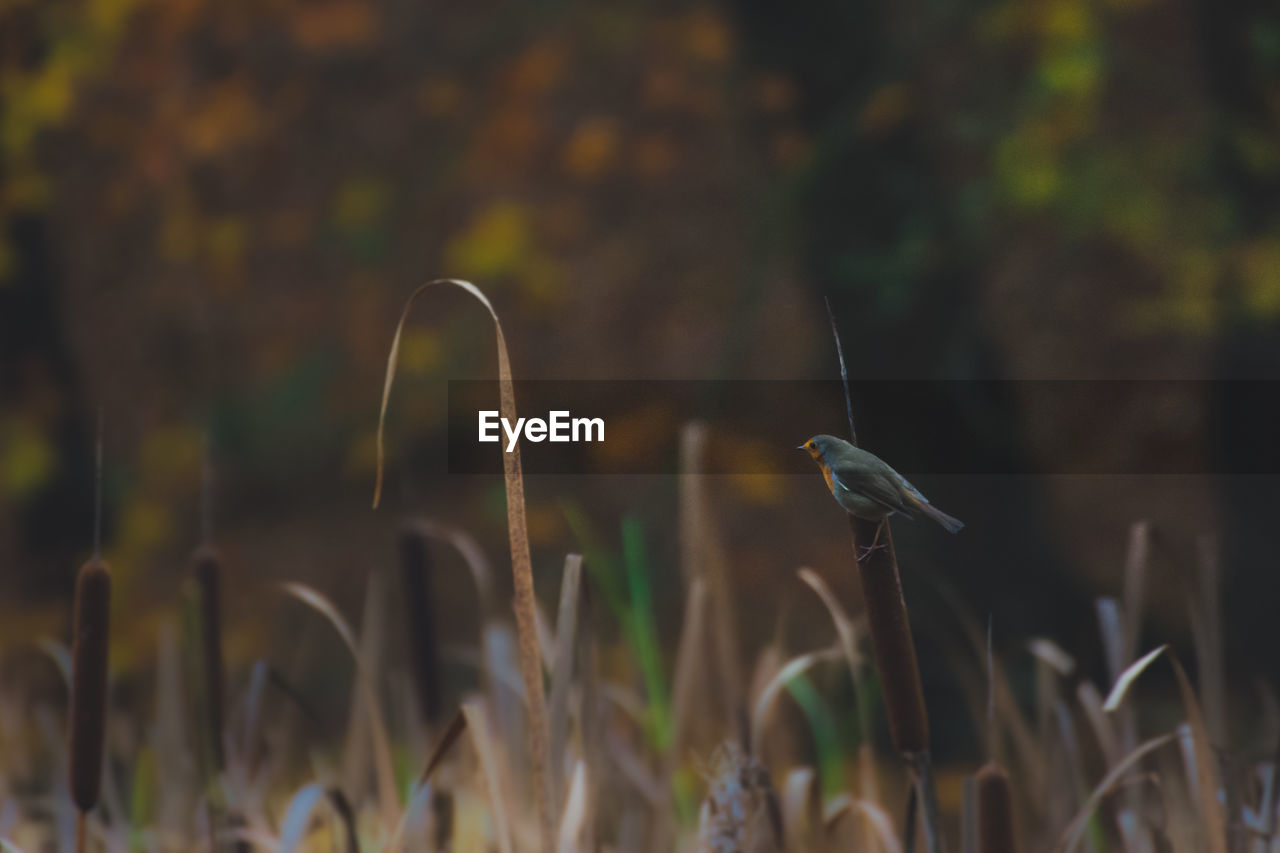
[795,444,806,451]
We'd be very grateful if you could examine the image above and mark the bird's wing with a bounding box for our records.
[892,470,928,504]
[830,465,919,519]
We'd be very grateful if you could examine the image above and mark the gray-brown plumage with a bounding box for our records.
[799,434,963,533]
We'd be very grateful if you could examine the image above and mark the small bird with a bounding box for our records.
[798,434,964,533]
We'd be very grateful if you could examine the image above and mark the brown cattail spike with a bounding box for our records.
[69,557,111,813]
[849,516,929,753]
[400,525,442,727]
[193,545,226,771]
[976,760,1017,853]
[432,790,454,850]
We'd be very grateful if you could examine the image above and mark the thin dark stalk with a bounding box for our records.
[193,545,227,772]
[327,787,361,853]
[201,432,214,546]
[824,297,856,447]
[399,525,442,728]
[903,783,918,853]
[93,408,103,560]
[987,616,995,759]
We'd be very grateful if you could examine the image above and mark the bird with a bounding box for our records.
[798,434,964,534]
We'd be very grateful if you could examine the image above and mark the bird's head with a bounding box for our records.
[797,434,843,464]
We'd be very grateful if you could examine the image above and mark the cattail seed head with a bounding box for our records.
[432,789,454,850]
[192,544,226,771]
[399,524,442,727]
[69,557,111,813]
[850,517,930,753]
[976,760,1016,853]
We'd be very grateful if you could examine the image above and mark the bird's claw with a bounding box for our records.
[856,541,887,563]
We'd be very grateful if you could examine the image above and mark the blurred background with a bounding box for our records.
[3,0,1280,761]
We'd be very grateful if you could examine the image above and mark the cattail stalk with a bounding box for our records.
[373,280,553,849]
[975,760,1016,853]
[825,301,944,850]
[399,525,442,728]
[850,516,946,852]
[192,545,227,772]
[69,557,111,849]
[849,517,928,752]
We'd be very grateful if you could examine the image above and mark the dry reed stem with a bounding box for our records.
[461,701,516,853]
[342,572,388,806]
[750,646,842,758]
[781,767,822,853]
[679,422,745,739]
[933,584,1045,809]
[419,710,467,785]
[374,279,552,851]
[280,582,398,832]
[824,794,902,853]
[558,761,589,853]
[1120,522,1150,670]
[576,576,602,853]
[385,711,466,853]
[1168,654,1228,853]
[669,577,709,764]
[796,567,881,850]
[975,761,1016,853]
[1103,642,1228,852]
[548,553,584,813]
[69,557,111,817]
[1055,733,1176,852]
[403,519,495,619]
[1119,522,1151,850]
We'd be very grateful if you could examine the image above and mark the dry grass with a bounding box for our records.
[0,284,1269,853]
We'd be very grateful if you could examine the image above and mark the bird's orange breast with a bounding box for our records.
[819,461,836,495]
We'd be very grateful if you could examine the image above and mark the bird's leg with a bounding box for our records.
[856,520,888,563]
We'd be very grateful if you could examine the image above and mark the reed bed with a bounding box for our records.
[0,282,1270,853]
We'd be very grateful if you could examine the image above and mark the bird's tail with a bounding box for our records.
[920,502,964,534]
